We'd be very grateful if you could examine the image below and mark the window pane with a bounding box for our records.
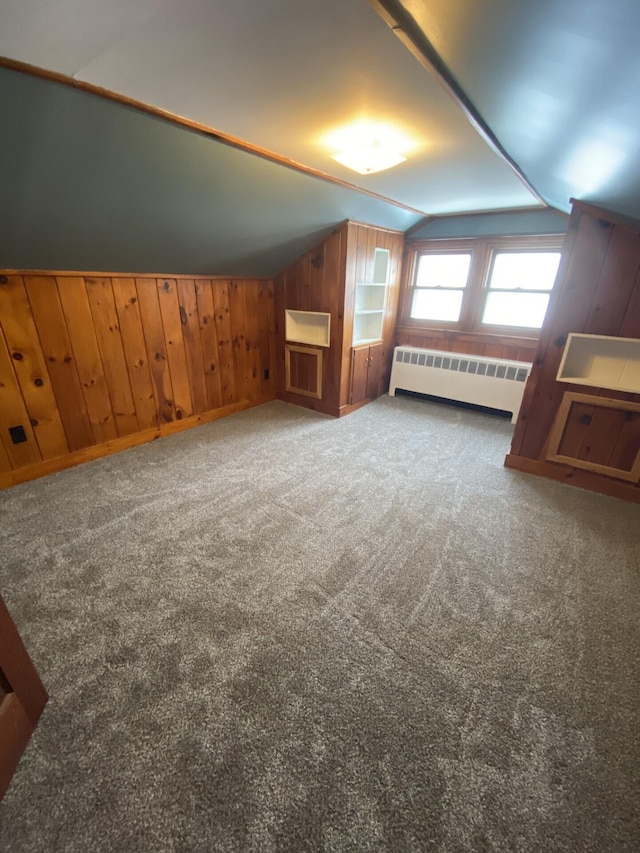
[488,252,560,291]
[415,253,471,289]
[482,292,550,328]
[411,289,463,322]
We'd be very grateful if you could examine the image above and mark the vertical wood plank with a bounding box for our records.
[111,277,159,431]
[228,280,252,401]
[609,412,640,472]
[135,278,175,424]
[245,281,264,401]
[584,227,640,334]
[0,276,69,460]
[195,280,223,411]
[86,277,139,437]
[619,268,640,338]
[57,276,118,444]
[176,279,209,414]
[0,328,42,469]
[212,281,237,405]
[23,275,95,451]
[156,278,193,419]
[257,281,274,398]
[518,212,613,459]
[273,272,286,395]
[0,433,11,473]
[350,347,369,405]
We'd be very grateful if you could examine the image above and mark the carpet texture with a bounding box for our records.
[0,395,638,852]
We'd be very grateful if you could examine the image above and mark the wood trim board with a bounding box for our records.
[546,391,640,482]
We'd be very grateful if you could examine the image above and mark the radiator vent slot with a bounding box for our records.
[389,347,532,423]
[396,348,528,382]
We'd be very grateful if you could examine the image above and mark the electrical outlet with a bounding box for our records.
[9,425,27,445]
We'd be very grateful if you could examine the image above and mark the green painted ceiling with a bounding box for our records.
[3,0,635,274]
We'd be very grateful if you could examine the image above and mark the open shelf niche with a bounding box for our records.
[285,310,331,348]
[353,247,390,346]
[557,333,640,393]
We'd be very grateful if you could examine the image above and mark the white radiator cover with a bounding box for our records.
[388,346,532,423]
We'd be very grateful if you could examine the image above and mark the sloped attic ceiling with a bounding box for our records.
[1,0,637,276]
[382,0,640,221]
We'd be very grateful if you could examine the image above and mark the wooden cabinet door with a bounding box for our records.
[350,346,370,404]
[365,342,384,400]
[0,595,48,799]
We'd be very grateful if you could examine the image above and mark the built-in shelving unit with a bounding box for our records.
[557,333,640,393]
[353,248,389,346]
[285,310,331,347]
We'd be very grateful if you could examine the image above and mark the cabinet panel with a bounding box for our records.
[277,222,403,416]
[350,347,370,405]
[366,342,384,399]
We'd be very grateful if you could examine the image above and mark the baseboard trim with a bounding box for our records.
[276,392,340,417]
[0,398,272,491]
[504,454,640,504]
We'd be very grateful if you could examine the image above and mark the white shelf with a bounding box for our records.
[355,284,385,312]
[557,333,640,393]
[353,247,389,345]
[285,309,331,348]
[372,248,390,285]
[353,310,383,345]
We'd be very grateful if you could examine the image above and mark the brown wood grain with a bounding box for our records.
[176,279,209,414]
[1,268,277,485]
[135,278,175,424]
[111,277,159,431]
[242,281,262,401]
[57,276,119,443]
[213,281,237,405]
[0,276,69,460]
[23,275,95,451]
[0,329,42,469]
[257,282,274,398]
[0,438,11,474]
[157,278,193,420]
[195,279,224,411]
[517,211,614,460]
[350,347,370,405]
[508,201,640,499]
[86,277,139,437]
[0,593,48,800]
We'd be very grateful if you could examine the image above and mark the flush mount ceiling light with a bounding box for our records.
[332,140,407,175]
[323,120,412,175]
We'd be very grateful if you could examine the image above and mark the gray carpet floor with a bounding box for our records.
[0,395,638,852]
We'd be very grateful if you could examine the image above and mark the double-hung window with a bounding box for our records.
[410,252,472,323]
[405,235,564,336]
[481,250,561,329]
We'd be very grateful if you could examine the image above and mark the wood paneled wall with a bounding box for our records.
[274,222,404,416]
[0,272,275,488]
[394,327,537,363]
[506,201,640,503]
[274,224,348,415]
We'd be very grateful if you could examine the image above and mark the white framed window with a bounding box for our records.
[410,252,472,323]
[481,250,561,329]
[402,234,565,337]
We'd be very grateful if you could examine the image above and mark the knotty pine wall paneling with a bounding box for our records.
[393,328,538,364]
[506,201,640,503]
[0,273,276,489]
[275,221,403,416]
[275,225,348,415]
